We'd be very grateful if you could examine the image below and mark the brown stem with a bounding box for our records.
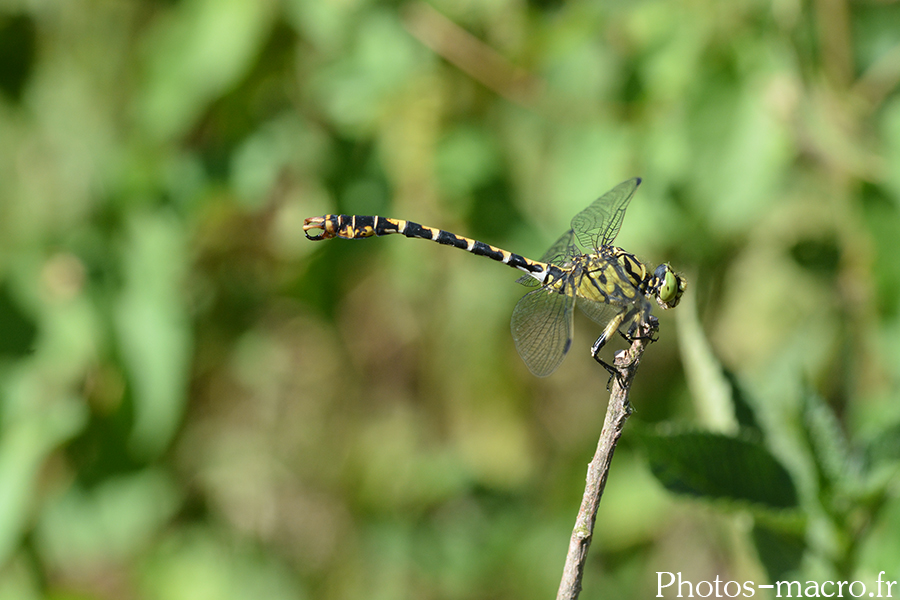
[555,323,654,600]
[402,2,543,107]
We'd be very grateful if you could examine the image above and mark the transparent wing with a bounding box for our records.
[570,177,641,251]
[538,229,580,265]
[576,297,622,328]
[515,230,580,287]
[510,283,575,377]
[516,274,542,287]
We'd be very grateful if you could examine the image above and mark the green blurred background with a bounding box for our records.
[1,0,899,598]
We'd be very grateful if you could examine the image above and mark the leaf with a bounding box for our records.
[865,419,900,466]
[35,469,181,567]
[0,14,36,103]
[752,523,806,582]
[638,427,800,511]
[0,395,87,564]
[0,285,37,358]
[139,527,306,600]
[137,0,277,141]
[723,369,761,434]
[675,288,739,432]
[309,10,433,132]
[115,211,192,458]
[801,387,858,495]
[861,417,900,496]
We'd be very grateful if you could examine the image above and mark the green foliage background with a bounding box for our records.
[1,0,899,598]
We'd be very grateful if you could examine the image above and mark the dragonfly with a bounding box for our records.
[303,178,686,378]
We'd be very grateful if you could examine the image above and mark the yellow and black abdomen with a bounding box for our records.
[304,214,548,277]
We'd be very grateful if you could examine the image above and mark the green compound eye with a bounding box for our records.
[654,264,684,308]
[661,271,677,303]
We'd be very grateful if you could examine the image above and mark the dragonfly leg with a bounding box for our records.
[591,311,625,357]
[622,315,659,343]
[591,312,627,389]
[594,353,624,390]
[590,332,609,357]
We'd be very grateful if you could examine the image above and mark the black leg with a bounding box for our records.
[590,332,608,357]
[591,333,620,390]
[593,350,624,390]
[592,313,661,389]
[593,314,661,389]
[623,315,659,343]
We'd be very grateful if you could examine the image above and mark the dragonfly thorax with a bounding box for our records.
[560,248,642,307]
[572,248,684,311]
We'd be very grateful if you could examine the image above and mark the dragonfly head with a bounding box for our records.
[652,263,686,309]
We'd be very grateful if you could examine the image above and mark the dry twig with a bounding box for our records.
[556,320,656,600]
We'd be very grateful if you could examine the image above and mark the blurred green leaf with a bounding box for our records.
[865,419,900,468]
[230,113,329,208]
[0,13,36,103]
[140,527,308,600]
[0,557,40,600]
[676,285,738,432]
[752,522,806,582]
[861,417,900,495]
[137,0,277,141]
[723,370,762,434]
[36,468,180,568]
[310,9,432,132]
[114,211,191,458]
[688,72,793,235]
[638,427,800,511]
[283,0,358,53]
[801,387,857,497]
[789,237,841,278]
[435,125,502,199]
[851,3,900,72]
[857,494,900,577]
[0,285,37,359]
[882,97,900,203]
[0,395,87,564]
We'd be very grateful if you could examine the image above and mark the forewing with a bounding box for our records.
[570,178,641,251]
[515,229,579,287]
[510,285,575,377]
[539,229,580,265]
